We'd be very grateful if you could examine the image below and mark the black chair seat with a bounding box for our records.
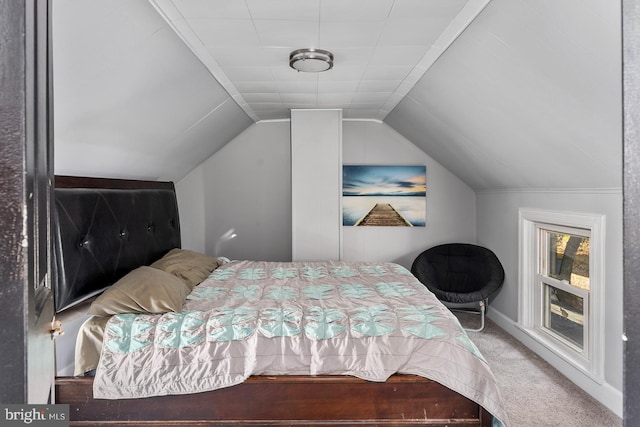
[411,243,505,331]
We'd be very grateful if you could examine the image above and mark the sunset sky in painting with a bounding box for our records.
[343,165,426,196]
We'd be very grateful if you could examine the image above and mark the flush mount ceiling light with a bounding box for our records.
[289,48,334,72]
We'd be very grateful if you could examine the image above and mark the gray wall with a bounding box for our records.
[192,121,292,262]
[342,121,476,268]
[177,119,476,270]
[477,189,623,414]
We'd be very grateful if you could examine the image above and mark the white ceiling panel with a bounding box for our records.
[357,80,402,92]
[388,0,467,20]
[246,0,320,21]
[317,93,355,104]
[149,0,487,121]
[170,0,250,19]
[272,62,322,80]
[223,66,275,81]
[328,47,374,67]
[319,21,385,47]
[361,66,413,81]
[254,20,320,47]
[206,47,274,67]
[318,80,360,92]
[280,93,318,104]
[243,93,282,103]
[234,81,281,93]
[370,46,430,67]
[276,80,319,93]
[378,16,456,46]
[352,92,393,103]
[189,19,260,47]
[317,66,368,81]
[320,0,394,21]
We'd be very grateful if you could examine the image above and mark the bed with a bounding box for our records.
[53,175,508,427]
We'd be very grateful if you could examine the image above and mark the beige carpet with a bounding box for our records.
[458,314,622,427]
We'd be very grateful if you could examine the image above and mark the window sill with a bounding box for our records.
[516,323,604,385]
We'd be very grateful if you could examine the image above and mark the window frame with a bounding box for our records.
[536,225,590,353]
[519,208,605,382]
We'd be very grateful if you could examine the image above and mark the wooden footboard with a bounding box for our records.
[56,374,493,426]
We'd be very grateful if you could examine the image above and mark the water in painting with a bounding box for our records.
[342,165,426,227]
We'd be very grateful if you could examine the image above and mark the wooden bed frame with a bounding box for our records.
[56,375,492,426]
[52,176,495,427]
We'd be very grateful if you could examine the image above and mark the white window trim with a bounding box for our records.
[536,224,591,355]
[518,208,605,382]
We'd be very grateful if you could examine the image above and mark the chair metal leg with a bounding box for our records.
[451,299,486,332]
[466,300,485,332]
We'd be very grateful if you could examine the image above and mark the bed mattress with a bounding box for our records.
[87,260,508,425]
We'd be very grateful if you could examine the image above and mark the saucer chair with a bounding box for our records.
[411,243,505,332]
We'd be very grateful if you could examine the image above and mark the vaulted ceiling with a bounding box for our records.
[147,0,489,121]
[53,0,622,190]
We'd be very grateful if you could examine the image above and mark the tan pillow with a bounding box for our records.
[150,248,222,289]
[88,266,191,316]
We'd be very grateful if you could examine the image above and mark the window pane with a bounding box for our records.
[546,232,590,291]
[544,283,584,349]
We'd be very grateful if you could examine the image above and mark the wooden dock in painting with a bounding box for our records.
[354,203,413,226]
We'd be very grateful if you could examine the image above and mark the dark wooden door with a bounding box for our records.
[0,0,55,404]
[624,1,640,425]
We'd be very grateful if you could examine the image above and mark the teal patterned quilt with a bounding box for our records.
[93,260,508,426]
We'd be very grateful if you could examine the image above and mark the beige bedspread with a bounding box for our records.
[74,315,109,376]
[92,260,508,426]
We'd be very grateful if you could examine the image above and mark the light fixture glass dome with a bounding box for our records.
[289,48,334,72]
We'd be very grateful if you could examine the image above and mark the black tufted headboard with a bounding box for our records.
[53,176,181,312]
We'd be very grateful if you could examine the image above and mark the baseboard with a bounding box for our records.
[486,308,623,418]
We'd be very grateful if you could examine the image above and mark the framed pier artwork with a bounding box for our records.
[342,165,426,227]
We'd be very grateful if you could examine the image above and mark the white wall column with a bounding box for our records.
[291,109,342,261]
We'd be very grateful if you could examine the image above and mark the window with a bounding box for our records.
[538,228,590,350]
[519,209,605,381]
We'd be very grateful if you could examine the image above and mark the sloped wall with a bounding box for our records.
[53,0,252,182]
[385,0,621,192]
